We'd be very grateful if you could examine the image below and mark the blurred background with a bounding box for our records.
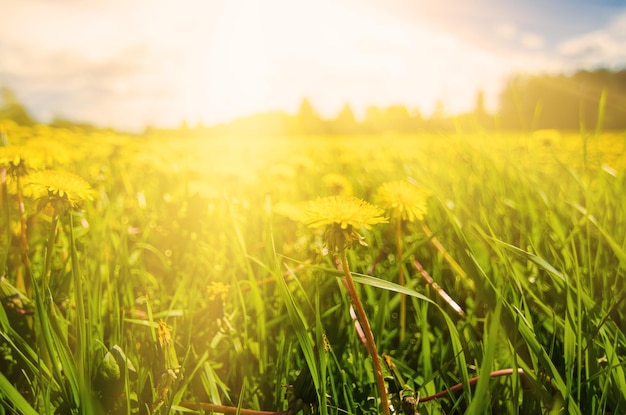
[1,0,625,133]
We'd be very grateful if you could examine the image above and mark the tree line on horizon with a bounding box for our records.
[1,68,625,135]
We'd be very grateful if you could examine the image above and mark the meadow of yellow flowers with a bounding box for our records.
[1,120,625,414]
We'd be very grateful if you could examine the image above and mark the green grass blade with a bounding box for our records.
[314,278,329,415]
[571,203,626,268]
[602,327,626,404]
[466,299,502,414]
[277,263,321,403]
[348,273,436,306]
[0,372,39,415]
[594,88,607,136]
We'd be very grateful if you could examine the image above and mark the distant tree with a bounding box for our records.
[384,105,412,132]
[224,111,289,135]
[474,90,486,116]
[298,97,315,120]
[601,69,626,129]
[331,103,359,134]
[363,104,423,133]
[499,75,529,130]
[497,69,626,130]
[0,87,35,126]
[364,105,384,133]
[411,108,424,124]
[427,99,454,131]
[296,97,324,134]
[473,90,493,129]
[432,99,446,120]
[50,116,96,131]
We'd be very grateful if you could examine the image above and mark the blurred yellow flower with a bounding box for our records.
[322,173,353,195]
[25,138,72,166]
[532,129,561,148]
[157,319,173,348]
[304,195,387,252]
[273,202,307,222]
[375,180,430,222]
[0,146,41,176]
[0,147,21,168]
[25,170,93,208]
[207,281,230,301]
[157,319,180,380]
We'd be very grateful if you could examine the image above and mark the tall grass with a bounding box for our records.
[0,123,625,414]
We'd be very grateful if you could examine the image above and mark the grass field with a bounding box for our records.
[1,121,626,414]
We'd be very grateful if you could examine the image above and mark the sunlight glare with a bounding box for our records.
[193,0,518,125]
[203,0,275,123]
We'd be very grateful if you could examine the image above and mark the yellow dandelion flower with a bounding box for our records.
[375,180,431,222]
[157,319,181,380]
[207,281,230,301]
[0,147,22,168]
[0,146,42,176]
[25,170,93,208]
[157,319,173,348]
[532,129,561,148]
[304,195,388,252]
[25,138,72,166]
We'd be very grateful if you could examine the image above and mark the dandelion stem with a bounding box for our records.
[397,219,406,343]
[339,252,390,415]
[15,174,32,296]
[69,212,91,399]
[43,212,59,284]
[0,167,10,273]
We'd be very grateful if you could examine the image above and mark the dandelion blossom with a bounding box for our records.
[0,146,42,177]
[157,319,173,349]
[304,195,390,414]
[26,170,93,208]
[375,180,430,223]
[304,195,387,252]
[207,281,230,302]
[0,147,23,169]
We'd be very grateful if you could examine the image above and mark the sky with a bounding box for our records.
[1,0,625,132]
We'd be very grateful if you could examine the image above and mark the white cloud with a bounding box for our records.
[495,23,517,40]
[0,0,221,129]
[493,23,544,50]
[556,11,626,67]
[521,33,544,50]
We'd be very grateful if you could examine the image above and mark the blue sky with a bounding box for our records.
[1,0,625,131]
